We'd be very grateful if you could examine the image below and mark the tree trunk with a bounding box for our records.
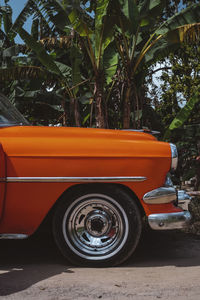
[123,81,142,129]
[195,141,200,190]
[94,77,106,128]
[74,98,81,127]
[70,98,81,127]
[61,99,67,126]
[135,85,144,129]
[123,85,131,129]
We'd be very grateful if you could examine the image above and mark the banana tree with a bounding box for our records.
[114,0,200,128]
[69,0,118,128]
[5,0,200,130]
[3,0,89,126]
[6,0,119,128]
[10,0,115,127]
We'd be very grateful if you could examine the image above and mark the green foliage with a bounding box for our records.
[17,27,62,76]
[0,0,200,133]
[103,42,119,84]
[155,37,200,183]
[12,0,36,33]
[164,92,200,139]
[171,124,200,186]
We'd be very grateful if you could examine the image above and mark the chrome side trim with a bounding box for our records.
[148,211,191,230]
[0,234,28,239]
[143,187,177,204]
[6,176,147,183]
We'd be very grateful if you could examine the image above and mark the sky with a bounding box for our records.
[9,0,27,20]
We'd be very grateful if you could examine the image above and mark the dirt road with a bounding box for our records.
[1,230,200,300]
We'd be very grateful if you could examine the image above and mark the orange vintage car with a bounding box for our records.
[0,94,191,266]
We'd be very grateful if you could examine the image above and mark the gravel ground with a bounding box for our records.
[1,230,200,300]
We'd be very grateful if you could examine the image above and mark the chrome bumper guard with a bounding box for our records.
[144,183,192,230]
[148,211,191,230]
[143,187,177,204]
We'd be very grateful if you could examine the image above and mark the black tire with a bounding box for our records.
[53,185,142,267]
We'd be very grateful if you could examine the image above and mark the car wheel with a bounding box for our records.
[53,185,142,267]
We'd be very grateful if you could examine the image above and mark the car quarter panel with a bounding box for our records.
[0,126,177,235]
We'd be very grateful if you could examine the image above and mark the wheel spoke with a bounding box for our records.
[75,215,86,233]
[85,232,102,247]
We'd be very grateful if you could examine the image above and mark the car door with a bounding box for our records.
[0,143,6,219]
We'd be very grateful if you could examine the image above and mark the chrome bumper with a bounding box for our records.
[148,211,191,230]
[146,187,192,230]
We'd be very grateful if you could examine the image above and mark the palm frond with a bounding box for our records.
[17,27,61,76]
[39,35,72,50]
[34,0,70,31]
[3,44,27,57]
[0,28,7,40]
[164,91,200,140]
[0,66,45,81]
[31,6,54,38]
[1,4,13,36]
[155,3,200,36]
[12,0,37,33]
[178,23,200,43]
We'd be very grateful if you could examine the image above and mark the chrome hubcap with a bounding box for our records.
[85,210,112,237]
[62,194,129,260]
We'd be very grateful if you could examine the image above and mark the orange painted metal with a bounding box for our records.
[0,126,181,235]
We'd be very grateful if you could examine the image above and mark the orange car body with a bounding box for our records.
[0,125,182,236]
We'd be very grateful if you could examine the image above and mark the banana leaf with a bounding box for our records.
[164,92,200,140]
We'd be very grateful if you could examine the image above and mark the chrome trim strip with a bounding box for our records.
[6,176,147,183]
[0,234,28,239]
[148,211,191,230]
[143,187,177,204]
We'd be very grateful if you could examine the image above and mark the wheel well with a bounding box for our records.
[37,183,145,234]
